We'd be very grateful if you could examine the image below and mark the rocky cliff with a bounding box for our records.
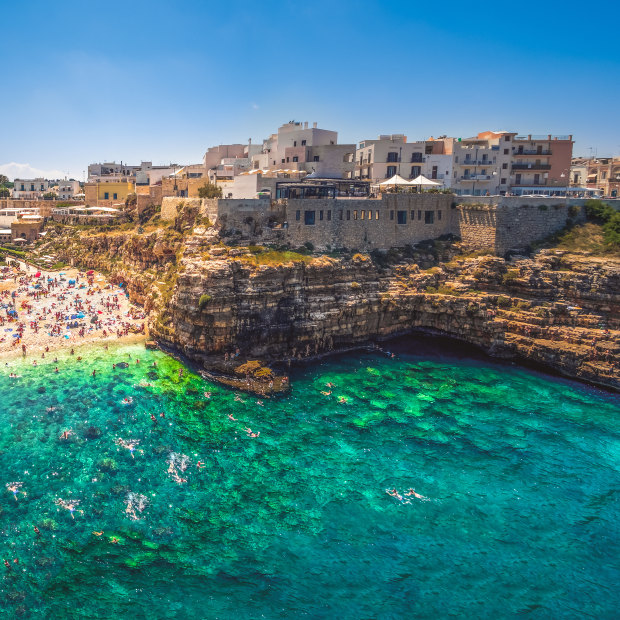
[35,223,620,392]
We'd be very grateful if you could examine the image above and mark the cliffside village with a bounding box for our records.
[1,121,618,256]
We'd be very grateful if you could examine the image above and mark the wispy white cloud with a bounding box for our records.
[0,162,68,181]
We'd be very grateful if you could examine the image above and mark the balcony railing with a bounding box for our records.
[515,149,552,155]
[458,160,494,166]
[459,175,492,181]
[512,164,551,171]
[512,180,548,186]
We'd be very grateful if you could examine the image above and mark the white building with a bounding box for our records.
[12,178,54,199]
[251,121,355,179]
[88,161,179,185]
[57,180,80,200]
[355,135,452,184]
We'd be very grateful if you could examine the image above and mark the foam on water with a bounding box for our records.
[0,339,618,618]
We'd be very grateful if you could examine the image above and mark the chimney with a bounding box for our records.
[313,122,317,129]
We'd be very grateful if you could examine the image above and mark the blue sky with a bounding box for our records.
[1,0,618,180]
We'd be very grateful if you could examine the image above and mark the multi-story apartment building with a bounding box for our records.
[581,157,620,197]
[448,132,573,196]
[12,178,54,199]
[57,180,81,200]
[354,135,452,186]
[251,121,355,179]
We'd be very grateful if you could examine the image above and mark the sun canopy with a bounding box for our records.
[410,175,440,186]
[379,174,411,186]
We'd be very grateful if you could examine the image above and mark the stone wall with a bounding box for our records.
[161,197,204,221]
[456,205,497,252]
[284,193,454,251]
[455,196,587,254]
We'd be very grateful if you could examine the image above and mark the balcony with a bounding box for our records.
[410,154,424,163]
[514,149,552,156]
[457,159,494,166]
[459,175,492,181]
[512,164,551,171]
[512,180,548,186]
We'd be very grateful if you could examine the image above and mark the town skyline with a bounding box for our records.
[1,0,619,180]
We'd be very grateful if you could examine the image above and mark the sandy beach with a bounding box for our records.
[0,261,147,359]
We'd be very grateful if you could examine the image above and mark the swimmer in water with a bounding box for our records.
[227,414,237,421]
[150,414,157,423]
[6,482,23,501]
[115,437,139,458]
[338,396,348,404]
[405,488,427,500]
[326,382,335,388]
[33,526,41,536]
[321,390,332,396]
[110,537,119,544]
[178,368,183,378]
[196,461,205,469]
[159,412,165,418]
[204,392,211,399]
[121,397,133,405]
[256,400,263,406]
[92,531,103,537]
[386,488,404,501]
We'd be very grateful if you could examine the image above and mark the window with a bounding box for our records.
[281,159,285,164]
[390,210,394,220]
[347,210,351,220]
[425,210,434,224]
[31,184,35,191]
[397,210,407,224]
[304,210,315,225]
[20,184,24,190]
[411,166,421,177]
[387,152,399,162]
[339,210,343,220]
[502,163,508,169]
[353,210,358,220]
[386,166,397,177]
[411,210,415,221]
[295,210,300,221]
[437,210,442,220]
[319,210,324,221]
[293,141,297,147]
[301,140,306,146]
[104,192,109,199]
[375,210,379,220]
[505,135,511,141]
[113,193,118,200]
[293,156,298,162]
[327,210,331,221]
[313,155,319,162]
[501,178,507,184]
[504,149,509,155]
[418,210,422,220]
[286,157,290,163]
[425,144,433,154]
[40,184,44,190]
[361,210,365,220]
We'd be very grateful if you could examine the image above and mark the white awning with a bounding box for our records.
[379,174,411,186]
[410,175,440,186]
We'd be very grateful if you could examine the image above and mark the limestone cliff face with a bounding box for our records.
[40,225,619,391]
[153,241,620,391]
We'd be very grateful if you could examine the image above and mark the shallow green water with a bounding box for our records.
[0,339,618,618]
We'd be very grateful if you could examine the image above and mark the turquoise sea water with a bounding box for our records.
[0,338,618,619]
